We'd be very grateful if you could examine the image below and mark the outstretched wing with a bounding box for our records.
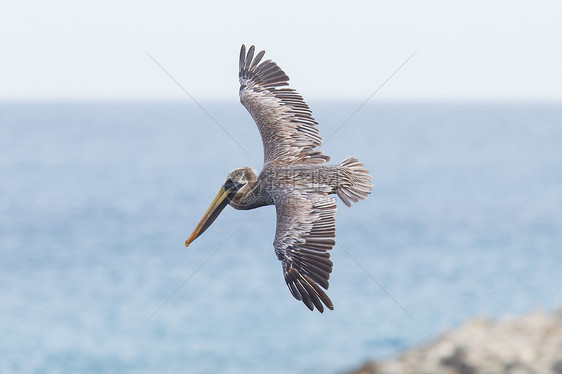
[239,44,330,167]
[273,189,337,312]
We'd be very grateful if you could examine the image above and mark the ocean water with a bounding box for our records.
[1,102,561,373]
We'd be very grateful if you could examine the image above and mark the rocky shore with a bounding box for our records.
[347,308,562,374]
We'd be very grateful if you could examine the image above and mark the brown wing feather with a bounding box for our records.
[273,189,337,312]
[239,44,330,167]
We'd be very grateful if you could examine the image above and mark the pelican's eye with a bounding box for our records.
[224,178,244,192]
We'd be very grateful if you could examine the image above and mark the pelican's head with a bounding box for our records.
[185,167,255,247]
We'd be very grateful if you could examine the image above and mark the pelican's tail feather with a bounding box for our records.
[336,157,373,207]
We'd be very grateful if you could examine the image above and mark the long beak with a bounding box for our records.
[185,185,232,247]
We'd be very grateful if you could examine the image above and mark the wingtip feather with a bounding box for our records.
[285,266,334,313]
[239,44,246,74]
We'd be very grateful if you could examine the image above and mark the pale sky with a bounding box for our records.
[1,0,561,102]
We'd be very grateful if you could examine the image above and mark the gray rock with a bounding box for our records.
[347,308,562,374]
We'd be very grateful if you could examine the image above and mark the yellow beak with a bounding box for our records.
[185,185,232,247]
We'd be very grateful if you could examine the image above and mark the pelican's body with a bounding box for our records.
[186,45,373,312]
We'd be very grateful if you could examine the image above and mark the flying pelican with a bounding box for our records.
[185,45,373,312]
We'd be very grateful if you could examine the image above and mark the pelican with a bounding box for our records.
[185,45,373,312]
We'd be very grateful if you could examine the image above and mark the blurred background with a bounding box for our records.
[1,1,561,373]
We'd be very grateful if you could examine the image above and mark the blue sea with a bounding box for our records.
[1,102,561,373]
